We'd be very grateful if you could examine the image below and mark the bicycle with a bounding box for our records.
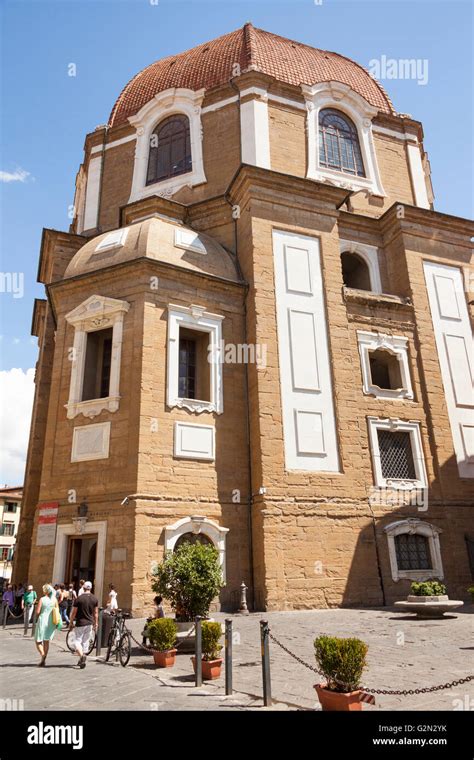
[66,625,97,656]
[105,610,131,667]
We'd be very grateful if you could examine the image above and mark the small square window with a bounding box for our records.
[368,418,427,490]
[358,331,413,400]
[4,503,17,513]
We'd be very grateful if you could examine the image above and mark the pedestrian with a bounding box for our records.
[68,581,98,669]
[153,596,164,619]
[66,583,77,620]
[1,583,14,623]
[105,584,118,614]
[15,583,25,613]
[34,584,61,666]
[22,584,37,623]
[77,579,86,597]
[58,583,69,625]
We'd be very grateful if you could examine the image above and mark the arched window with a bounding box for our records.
[341,251,372,290]
[147,115,192,185]
[319,109,365,177]
[173,532,213,552]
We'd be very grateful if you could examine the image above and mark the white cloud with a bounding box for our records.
[0,168,31,183]
[0,368,35,486]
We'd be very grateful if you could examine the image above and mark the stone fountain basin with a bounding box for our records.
[395,596,464,618]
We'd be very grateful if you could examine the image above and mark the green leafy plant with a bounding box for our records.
[146,618,178,652]
[314,635,368,693]
[151,543,223,622]
[410,580,446,597]
[201,621,223,661]
[467,586,474,597]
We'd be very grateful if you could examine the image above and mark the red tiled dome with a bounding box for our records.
[109,24,394,127]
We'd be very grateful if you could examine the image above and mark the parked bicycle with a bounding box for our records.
[66,625,97,656]
[105,610,131,667]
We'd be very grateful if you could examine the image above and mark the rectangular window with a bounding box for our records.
[395,533,431,571]
[378,430,416,480]
[82,328,113,401]
[1,548,9,561]
[178,327,210,402]
[0,523,15,536]
[4,502,17,513]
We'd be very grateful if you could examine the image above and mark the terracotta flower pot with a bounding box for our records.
[191,656,223,680]
[153,648,177,668]
[314,683,362,711]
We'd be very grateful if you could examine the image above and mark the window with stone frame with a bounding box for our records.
[395,533,432,571]
[0,523,15,536]
[1,547,9,561]
[4,502,18,513]
[82,327,113,401]
[178,327,211,402]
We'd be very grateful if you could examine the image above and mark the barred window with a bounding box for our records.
[395,533,431,570]
[319,109,365,177]
[147,115,192,185]
[378,430,416,480]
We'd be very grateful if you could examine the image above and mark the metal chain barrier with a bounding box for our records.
[268,627,474,696]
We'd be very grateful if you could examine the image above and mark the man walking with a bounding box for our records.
[68,581,98,669]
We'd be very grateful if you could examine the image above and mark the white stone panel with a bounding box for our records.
[174,422,215,461]
[424,261,474,477]
[71,422,111,463]
[273,229,340,472]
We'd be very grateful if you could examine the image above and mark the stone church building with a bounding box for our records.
[15,24,473,614]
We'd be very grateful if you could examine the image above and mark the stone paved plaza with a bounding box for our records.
[1,607,472,711]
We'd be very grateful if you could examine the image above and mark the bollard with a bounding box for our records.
[23,605,32,636]
[96,608,103,657]
[260,620,272,707]
[225,619,233,696]
[237,582,249,615]
[194,616,202,687]
[2,603,9,629]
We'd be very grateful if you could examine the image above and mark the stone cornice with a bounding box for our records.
[120,195,187,226]
[380,202,474,241]
[37,228,87,285]
[31,298,47,338]
[227,164,349,216]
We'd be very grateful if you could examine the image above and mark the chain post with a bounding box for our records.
[96,608,103,657]
[225,618,233,696]
[194,616,202,687]
[260,620,272,706]
[2,603,9,629]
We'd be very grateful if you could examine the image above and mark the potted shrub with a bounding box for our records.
[151,542,223,652]
[394,579,463,618]
[191,621,223,680]
[314,635,368,711]
[147,618,178,668]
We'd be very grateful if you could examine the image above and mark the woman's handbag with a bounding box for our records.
[52,603,61,626]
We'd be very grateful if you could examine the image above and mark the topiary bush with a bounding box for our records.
[147,618,178,652]
[201,621,223,661]
[151,542,223,622]
[314,635,368,693]
[410,580,446,596]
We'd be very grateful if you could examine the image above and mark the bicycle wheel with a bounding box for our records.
[66,628,76,654]
[105,628,116,662]
[85,631,97,656]
[118,631,131,667]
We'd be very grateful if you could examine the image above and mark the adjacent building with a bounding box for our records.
[14,24,473,613]
[0,486,23,581]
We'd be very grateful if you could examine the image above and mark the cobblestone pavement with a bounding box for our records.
[1,607,472,711]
